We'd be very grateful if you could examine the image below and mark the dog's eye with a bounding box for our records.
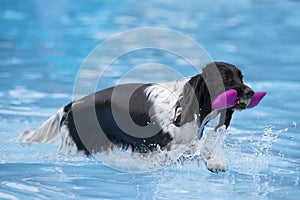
[223,76,233,83]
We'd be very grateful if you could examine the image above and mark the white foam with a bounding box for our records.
[3,182,39,193]
[93,125,229,173]
[94,142,199,173]
[9,86,47,100]
[0,191,18,200]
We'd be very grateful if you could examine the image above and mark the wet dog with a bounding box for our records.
[20,62,254,172]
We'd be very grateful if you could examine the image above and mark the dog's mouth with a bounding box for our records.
[232,97,251,110]
[212,89,266,111]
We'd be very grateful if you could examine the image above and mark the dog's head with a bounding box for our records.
[210,62,254,110]
[174,62,254,127]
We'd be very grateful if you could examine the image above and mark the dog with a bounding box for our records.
[20,62,254,172]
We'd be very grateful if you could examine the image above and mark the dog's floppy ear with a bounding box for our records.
[173,75,206,126]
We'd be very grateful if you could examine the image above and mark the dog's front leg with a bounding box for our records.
[200,126,228,173]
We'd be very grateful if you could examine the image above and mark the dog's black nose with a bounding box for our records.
[245,88,254,99]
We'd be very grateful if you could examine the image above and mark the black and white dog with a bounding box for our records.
[20,62,254,172]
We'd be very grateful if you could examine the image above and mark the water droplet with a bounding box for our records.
[292,121,297,128]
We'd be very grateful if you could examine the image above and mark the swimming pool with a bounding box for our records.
[1,0,299,199]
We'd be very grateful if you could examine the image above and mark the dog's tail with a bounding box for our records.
[19,108,65,145]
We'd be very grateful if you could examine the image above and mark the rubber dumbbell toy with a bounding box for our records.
[212,89,266,110]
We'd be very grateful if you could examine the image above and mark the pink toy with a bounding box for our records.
[246,92,267,108]
[212,89,266,110]
[212,89,238,110]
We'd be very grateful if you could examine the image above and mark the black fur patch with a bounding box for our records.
[62,84,172,155]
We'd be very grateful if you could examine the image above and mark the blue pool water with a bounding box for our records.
[1,0,300,199]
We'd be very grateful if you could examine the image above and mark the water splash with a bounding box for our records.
[93,125,228,173]
[256,125,288,156]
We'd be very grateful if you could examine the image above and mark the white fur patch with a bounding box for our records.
[145,79,199,146]
[59,125,79,154]
[19,107,79,154]
[19,108,64,145]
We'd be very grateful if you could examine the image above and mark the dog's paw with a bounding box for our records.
[206,157,228,173]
